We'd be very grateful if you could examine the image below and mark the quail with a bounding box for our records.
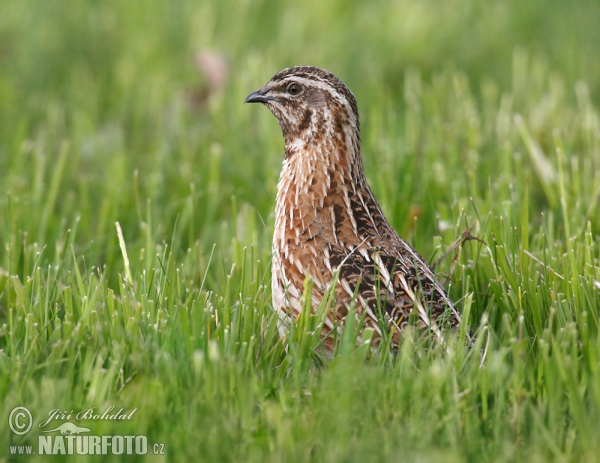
[245,66,465,352]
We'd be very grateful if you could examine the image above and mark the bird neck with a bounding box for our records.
[273,126,372,251]
[279,125,364,201]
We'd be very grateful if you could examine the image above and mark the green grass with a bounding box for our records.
[1,0,600,461]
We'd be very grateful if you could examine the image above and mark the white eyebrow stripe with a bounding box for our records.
[278,76,348,107]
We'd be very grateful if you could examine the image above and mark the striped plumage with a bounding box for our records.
[245,66,464,352]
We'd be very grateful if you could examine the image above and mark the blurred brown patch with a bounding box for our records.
[407,205,422,232]
[188,50,229,109]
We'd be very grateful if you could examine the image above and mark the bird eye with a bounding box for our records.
[287,83,302,96]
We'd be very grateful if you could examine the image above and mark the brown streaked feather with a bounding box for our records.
[246,65,467,353]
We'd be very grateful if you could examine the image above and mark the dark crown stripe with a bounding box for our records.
[270,66,359,122]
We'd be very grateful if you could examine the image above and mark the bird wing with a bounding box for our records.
[327,244,461,344]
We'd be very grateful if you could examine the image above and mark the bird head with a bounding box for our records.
[244,66,360,145]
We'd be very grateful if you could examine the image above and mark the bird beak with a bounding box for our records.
[244,86,275,104]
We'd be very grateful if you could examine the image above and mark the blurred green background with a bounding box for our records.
[1,0,599,270]
[1,1,600,461]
